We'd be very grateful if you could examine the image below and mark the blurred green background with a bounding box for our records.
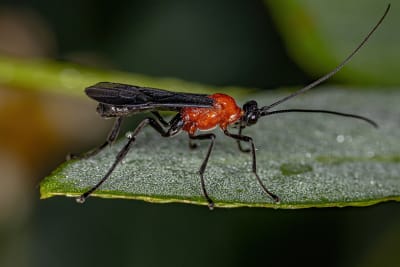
[0,1,399,267]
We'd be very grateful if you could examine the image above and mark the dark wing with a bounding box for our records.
[85,82,214,109]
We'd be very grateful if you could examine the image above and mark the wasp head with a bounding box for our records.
[241,100,260,126]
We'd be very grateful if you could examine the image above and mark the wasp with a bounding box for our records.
[74,5,389,209]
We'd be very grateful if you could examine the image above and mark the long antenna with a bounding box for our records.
[262,4,390,112]
[261,108,378,128]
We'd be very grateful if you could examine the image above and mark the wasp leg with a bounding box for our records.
[189,133,216,210]
[153,111,198,149]
[151,111,170,127]
[188,139,198,149]
[236,126,250,153]
[76,115,182,203]
[224,129,280,203]
[67,117,124,160]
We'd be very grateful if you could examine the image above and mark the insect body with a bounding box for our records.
[75,5,389,209]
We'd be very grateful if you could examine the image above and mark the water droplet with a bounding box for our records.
[336,135,345,143]
[125,132,133,139]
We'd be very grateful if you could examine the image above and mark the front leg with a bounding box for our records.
[224,129,280,202]
[236,125,250,153]
[188,139,198,149]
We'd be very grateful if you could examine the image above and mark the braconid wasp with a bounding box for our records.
[73,4,390,209]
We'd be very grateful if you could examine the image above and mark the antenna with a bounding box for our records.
[261,108,378,128]
[262,4,391,112]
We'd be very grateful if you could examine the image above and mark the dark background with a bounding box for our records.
[0,1,399,267]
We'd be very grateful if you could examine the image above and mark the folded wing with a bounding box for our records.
[85,82,214,110]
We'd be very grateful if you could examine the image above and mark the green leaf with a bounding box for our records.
[41,87,400,208]
[265,0,399,85]
[0,55,249,97]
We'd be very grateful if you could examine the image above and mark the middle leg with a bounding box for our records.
[189,133,216,209]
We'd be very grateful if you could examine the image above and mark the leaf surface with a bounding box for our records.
[41,88,400,208]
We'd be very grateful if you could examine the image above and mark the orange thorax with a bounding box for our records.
[181,93,243,135]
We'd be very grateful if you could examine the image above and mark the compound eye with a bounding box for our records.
[242,101,259,126]
[246,112,258,125]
